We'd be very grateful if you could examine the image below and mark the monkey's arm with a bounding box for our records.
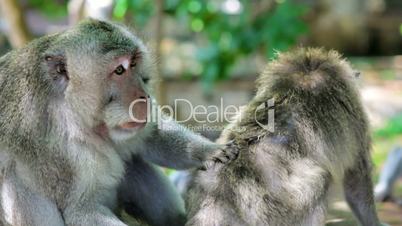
[135,117,237,170]
[117,156,186,226]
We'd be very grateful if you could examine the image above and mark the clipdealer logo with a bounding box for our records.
[129,97,275,132]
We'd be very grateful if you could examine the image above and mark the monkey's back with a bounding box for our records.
[187,122,355,225]
[186,48,371,226]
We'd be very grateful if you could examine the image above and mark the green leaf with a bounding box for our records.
[113,0,128,19]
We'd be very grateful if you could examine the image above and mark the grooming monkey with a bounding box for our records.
[0,19,238,226]
[186,48,382,226]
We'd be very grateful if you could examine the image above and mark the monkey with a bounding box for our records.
[185,48,383,226]
[0,19,238,226]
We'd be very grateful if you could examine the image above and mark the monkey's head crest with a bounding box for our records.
[256,48,357,100]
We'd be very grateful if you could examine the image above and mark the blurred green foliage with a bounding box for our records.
[114,0,308,91]
[374,114,402,139]
[114,0,153,27]
[400,23,402,36]
[175,0,307,91]
[28,0,67,18]
[372,115,402,170]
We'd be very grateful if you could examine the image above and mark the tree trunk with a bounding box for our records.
[154,0,166,105]
[68,0,86,25]
[0,0,32,48]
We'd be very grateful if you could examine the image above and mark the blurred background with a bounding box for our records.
[0,0,401,225]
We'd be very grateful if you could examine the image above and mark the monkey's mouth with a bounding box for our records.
[116,121,146,131]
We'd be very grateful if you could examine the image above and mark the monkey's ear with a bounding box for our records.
[354,71,361,78]
[44,54,69,92]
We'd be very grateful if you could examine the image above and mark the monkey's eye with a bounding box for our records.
[130,62,137,68]
[45,55,68,80]
[114,65,126,75]
[56,64,67,75]
[354,71,361,78]
[142,77,150,84]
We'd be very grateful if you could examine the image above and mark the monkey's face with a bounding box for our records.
[43,20,151,142]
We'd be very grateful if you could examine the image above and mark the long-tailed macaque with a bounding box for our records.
[0,19,237,226]
[186,48,382,226]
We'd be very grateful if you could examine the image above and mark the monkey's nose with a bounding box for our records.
[108,95,115,104]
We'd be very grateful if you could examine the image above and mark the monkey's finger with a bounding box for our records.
[222,146,240,161]
[200,160,219,171]
[199,165,209,171]
[225,140,235,147]
[212,156,227,163]
[213,152,235,164]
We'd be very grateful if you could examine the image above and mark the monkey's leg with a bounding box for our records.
[118,156,186,226]
[63,204,130,226]
[0,161,64,226]
[343,157,381,226]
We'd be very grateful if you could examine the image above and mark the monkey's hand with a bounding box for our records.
[201,141,239,170]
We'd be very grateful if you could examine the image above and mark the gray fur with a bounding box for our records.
[186,48,381,226]
[0,19,236,226]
